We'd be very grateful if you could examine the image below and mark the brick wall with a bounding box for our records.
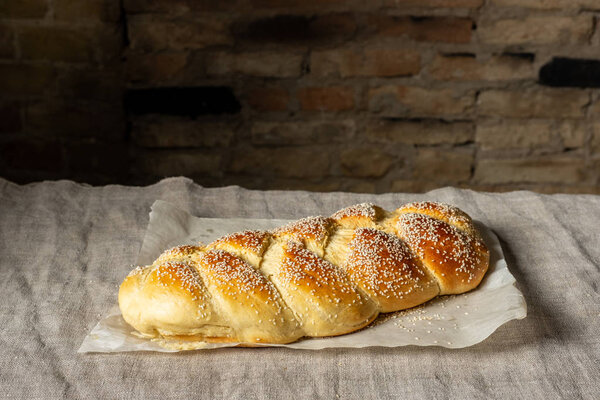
[0,0,125,183]
[1,0,600,193]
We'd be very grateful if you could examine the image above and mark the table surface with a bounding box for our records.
[0,177,598,400]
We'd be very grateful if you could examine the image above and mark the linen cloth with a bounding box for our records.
[0,176,598,399]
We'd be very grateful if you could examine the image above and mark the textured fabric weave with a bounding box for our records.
[0,177,598,399]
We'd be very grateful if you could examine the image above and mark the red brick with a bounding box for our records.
[126,52,188,83]
[19,27,96,63]
[478,16,593,45]
[246,87,289,111]
[128,15,231,52]
[311,48,420,77]
[430,54,535,81]
[368,86,475,117]
[0,102,22,134]
[0,64,55,95]
[383,0,483,7]
[370,16,473,43]
[298,86,354,111]
[0,0,47,18]
[54,0,121,22]
[1,140,63,171]
[0,25,15,58]
[478,88,589,118]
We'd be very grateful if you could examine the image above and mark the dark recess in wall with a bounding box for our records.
[125,87,241,117]
[539,57,600,88]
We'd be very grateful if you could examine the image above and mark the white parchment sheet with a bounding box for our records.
[79,200,527,352]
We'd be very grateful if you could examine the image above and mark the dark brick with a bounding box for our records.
[126,52,188,83]
[539,57,600,88]
[298,86,354,111]
[19,27,96,63]
[26,100,124,139]
[124,0,244,13]
[0,25,15,58]
[132,117,234,147]
[229,147,329,179]
[134,150,222,178]
[19,25,121,65]
[383,0,482,7]
[0,0,47,18]
[58,69,122,102]
[0,102,22,134]
[0,64,55,95]
[233,13,355,45]
[250,0,346,8]
[246,87,289,111]
[54,0,121,22]
[370,16,473,43]
[66,140,128,175]
[1,140,63,171]
[125,87,241,117]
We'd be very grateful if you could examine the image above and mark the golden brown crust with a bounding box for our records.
[393,213,489,294]
[118,261,222,337]
[397,201,477,236]
[330,203,385,229]
[154,245,204,265]
[344,228,440,312]
[207,230,271,268]
[272,240,377,336]
[118,201,490,346]
[196,249,302,343]
[271,216,334,257]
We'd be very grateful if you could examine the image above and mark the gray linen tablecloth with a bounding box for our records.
[0,177,598,399]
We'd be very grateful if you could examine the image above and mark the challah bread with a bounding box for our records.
[119,201,489,345]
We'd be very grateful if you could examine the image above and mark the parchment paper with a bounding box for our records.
[79,200,527,352]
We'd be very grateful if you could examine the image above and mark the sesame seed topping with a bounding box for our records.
[344,228,433,306]
[331,203,377,220]
[210,230,270,255]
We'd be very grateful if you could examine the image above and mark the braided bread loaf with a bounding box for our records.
[119,201,489,345]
